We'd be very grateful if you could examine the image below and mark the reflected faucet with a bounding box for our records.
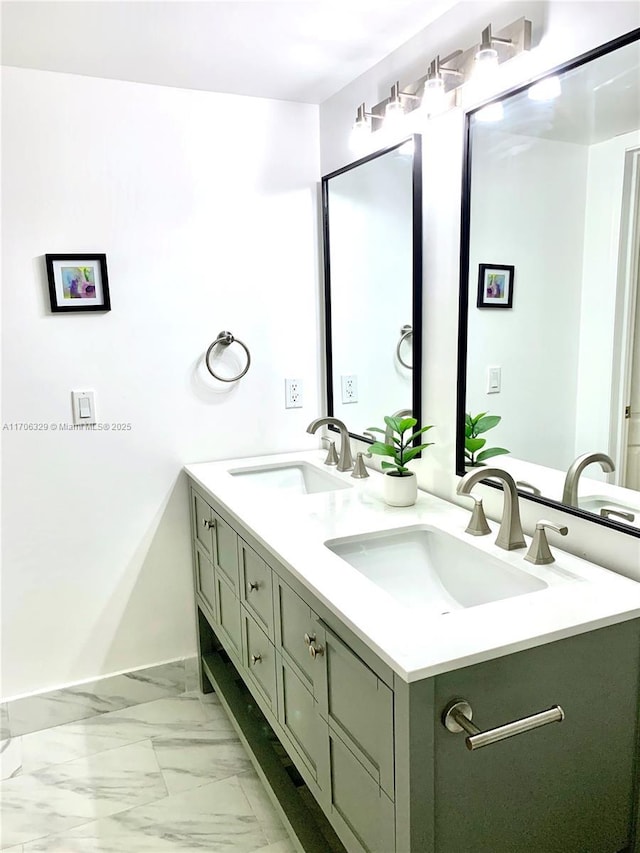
[384,409,413,446]
[307,417,354,472]
[561,452,615,507]
[457,467,526,551]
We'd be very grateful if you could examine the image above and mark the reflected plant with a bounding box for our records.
[465,412,509,467]
[367,415,434,476]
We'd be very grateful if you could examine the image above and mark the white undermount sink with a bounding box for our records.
[325,526,552,613]
[228,461,351,495]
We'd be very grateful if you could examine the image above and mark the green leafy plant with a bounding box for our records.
[367,415,434,476]
[465,412,509,467]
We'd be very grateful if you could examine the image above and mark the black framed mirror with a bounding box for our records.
[456,29,640,537]
[322,135,423,442]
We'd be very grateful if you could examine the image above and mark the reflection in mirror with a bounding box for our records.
[322,136,422,441]
[457,30,640,535]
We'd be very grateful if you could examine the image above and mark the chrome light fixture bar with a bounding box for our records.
[349,16,531,150]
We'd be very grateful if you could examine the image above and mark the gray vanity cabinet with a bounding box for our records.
[188,481,640,853]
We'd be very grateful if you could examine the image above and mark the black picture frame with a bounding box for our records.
[477,263,514,309]
[45,254,111,312]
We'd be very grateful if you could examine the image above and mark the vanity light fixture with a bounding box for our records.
[349,103,372,152]
[474,24,512,77]
[384,82,406,128]
[422,53,463,115]
[346,16,531,147]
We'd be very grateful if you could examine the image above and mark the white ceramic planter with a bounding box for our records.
[383,471,417,507]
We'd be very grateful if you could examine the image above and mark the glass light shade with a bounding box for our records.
[527,75,562,101]
[349,117,371,153]
[422,77,446,116]
[474,47,499,78]
[384,99,405,131]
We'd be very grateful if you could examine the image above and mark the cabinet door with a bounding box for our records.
[214,571,242,663]
[318,624,394,799]
[328,729,396,853]
[192,489,215,560]
[242,608,277,713]
[194,545,216,619]
[275,579,324,698]
[239,539,274,639]
[276,653,329,792]
[433,621,640,853]
[212,512,239,593]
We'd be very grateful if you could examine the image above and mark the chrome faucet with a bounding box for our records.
[561,452,615,507]
[384,408,413,446]
[306,417,354,472]
[457,467,526,551]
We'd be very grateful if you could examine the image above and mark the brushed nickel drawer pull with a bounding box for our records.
[308,643,324,659]
[442,698,565,751]
[249,581,260,592]
[304,633,316,646]
[251,654,262,665]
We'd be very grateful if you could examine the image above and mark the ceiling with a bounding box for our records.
[0,0,458,104]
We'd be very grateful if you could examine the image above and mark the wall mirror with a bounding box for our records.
[457,29,640,536]
[322,136,422,441]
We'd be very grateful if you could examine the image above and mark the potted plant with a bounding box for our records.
[367,415,434,506]
[465,412,509,468]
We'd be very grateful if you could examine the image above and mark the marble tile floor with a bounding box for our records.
[0,690,297,852]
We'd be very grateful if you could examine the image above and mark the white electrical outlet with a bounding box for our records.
[341,375,358,404]
[285,378,303,409]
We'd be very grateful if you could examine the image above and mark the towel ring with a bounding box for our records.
[396,324,413,369]
[205,331,251,382]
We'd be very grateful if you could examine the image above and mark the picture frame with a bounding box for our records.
[477,263,514,309]
[45,254,111,313]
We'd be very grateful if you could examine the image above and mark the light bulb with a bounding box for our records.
[384,98,405,131]
[349,117,371,153]
[528,75,562,102]
[421,77,445,116]
[474,47,499,79]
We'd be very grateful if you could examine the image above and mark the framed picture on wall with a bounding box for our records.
[477,263,514,309]
[45,254,111,313]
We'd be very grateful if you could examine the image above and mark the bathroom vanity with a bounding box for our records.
[185,452,640,853]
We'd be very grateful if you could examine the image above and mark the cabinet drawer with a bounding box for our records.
[212,512,239,593]
[319,625,394,799]
[194,546,216,618]
[276,654,329,789]
[242,608,277,712]
[214,572,242,662]
[239,539,274,639]
[328,729,395,853]
[192,489,215,560]
[276,579,323,697]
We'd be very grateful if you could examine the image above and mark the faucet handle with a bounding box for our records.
[351,452,369,479]
[324,441,339,466]
[462,496,491,537]
[524,520,568,565]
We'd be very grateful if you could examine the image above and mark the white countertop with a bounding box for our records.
[185,451,640,683]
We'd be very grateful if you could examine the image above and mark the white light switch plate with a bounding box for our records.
[487,367,501,394]
[71,390,96,424]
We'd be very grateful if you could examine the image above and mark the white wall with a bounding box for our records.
[1,67,320,700]
[466,129,587,470]
[320,0,640,579]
